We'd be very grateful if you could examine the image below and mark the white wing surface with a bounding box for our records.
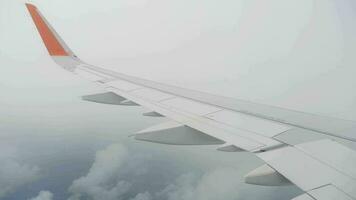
[25,4,356,199]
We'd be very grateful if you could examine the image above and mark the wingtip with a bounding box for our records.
[25,2,70,56]
[25,3,37,9]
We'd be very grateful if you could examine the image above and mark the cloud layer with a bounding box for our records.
[66,143,249,200]
[0,145,40,198]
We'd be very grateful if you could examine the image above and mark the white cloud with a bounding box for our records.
[68,143,131,200]
[157,168,241,200]
[67,143,243,200]
[0,145,40,198]
[28,191,54,200]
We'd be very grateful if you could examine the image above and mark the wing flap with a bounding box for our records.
[258,139,356,198]
[308,185,354,200]
[297,139,356,179]
[293,185,354,200]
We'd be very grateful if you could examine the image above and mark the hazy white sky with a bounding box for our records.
[0,0,356,199]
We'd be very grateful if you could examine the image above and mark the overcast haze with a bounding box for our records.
[0,0,356,199]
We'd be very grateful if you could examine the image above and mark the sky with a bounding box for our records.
[0,0,356,199]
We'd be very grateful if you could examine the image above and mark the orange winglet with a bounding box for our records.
[26,3,68,56]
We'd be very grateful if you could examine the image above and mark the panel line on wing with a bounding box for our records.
[295,140,356,180]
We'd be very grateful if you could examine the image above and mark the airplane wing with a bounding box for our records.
[25,4,356,200]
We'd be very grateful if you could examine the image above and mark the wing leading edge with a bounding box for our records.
[25,4,356,200]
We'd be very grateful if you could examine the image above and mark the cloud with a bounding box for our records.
[156,168,241,200]
[28,191,54,200]
[130,191,152,200]
[67,142,243,200]
[68,143,132,200]
[0,145,40,198]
